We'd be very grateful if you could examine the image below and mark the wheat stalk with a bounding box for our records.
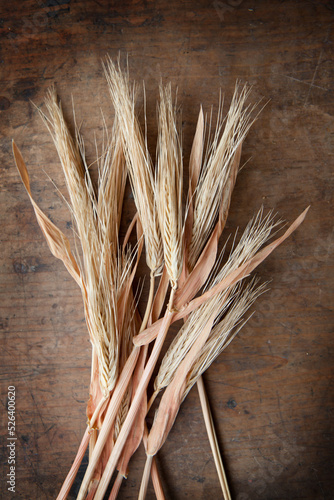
[156,83,183,289]
[152,289,231,399]
[188,84,258,269]
[104,56,163,276]
[144,208,306,462]
[77,61,163,497]
[40,87,99,269]
[40,89,130,396]
[184,278,268,397]
[15,87,135,497]
[152,208,276,399]
[89,80,185,500]
[143,278,266,500]
[113,278,139,442]
[136,83,184,499]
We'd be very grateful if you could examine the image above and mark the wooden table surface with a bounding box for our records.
[1,1,333,499]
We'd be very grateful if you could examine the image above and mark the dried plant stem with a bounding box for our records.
[138,423,167,500]
[196,376,231,500]
[108,274,160,500]
[138,454,154,500]
[150,454,165,500]
[109,425,163,500]
[56,387,110,500]
[108,472,123,500]
[56,427,90,500]
[109,420,165,500]
[143,422,165,500]
[141,274,156,332]
[147,336,230,498]
[147,391,158,413]
[92,288,176,500]
[88,395,109,431]
[77,347,139,500]
[87,430,103,500]
[77,276,156,500]
[109,448,164,500]
[89,429,98,462]
[86,477,100,500]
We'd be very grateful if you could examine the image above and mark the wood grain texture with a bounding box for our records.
[1,1,333,499]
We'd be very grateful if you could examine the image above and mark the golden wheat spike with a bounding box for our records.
[156,83,183,289]
[184,278,268,399]
[104,57,163,276]
[189,84,257,269]
[153,207,277,397]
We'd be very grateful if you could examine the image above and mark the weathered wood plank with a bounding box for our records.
[1,1,333,499]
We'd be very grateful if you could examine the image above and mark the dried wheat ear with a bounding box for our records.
[13,57,308,500]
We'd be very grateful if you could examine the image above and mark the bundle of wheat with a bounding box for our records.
[13,57,308,500]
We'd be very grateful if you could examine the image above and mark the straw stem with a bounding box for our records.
[140,274,156,334]
[138,454,153,500]
[56,427,90,500]
[109,430,165,500]
[92,288,176,500]
[150,454,165,500]
[108,472,123,500]
[76,347,140,500]
[77,276,156,499]
[142,421,165,500]
[196,376,231,500]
